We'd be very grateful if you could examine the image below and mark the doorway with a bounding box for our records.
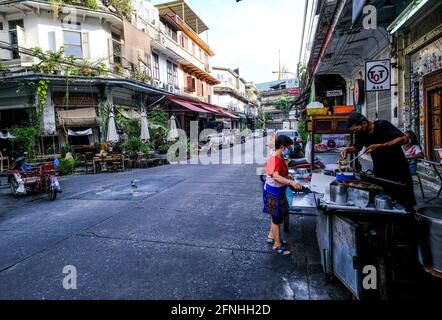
[424,69,442,161]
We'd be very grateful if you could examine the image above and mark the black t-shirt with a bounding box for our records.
[354,120,416,209]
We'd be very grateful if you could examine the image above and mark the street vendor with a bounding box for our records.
[341,112,416,211]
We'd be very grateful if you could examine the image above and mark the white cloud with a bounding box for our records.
[153,0,306,83]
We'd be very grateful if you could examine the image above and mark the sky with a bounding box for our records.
[151,0,308,84]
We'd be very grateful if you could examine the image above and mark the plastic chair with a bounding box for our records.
[412,172,425,199]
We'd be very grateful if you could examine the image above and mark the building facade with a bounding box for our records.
[299,0,409,125]
[0,0,225,154]
[211,66,259,129]
[390,0,442,161]
[256,79,299,130]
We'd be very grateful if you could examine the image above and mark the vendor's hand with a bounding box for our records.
[366,144,383,154]
[287,175,294,180]
[340,148,348,159]
[290,181,302,190]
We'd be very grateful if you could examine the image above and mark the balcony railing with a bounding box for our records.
[144,21,209,74]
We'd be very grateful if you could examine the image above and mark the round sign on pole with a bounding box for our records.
[365,60,391,92]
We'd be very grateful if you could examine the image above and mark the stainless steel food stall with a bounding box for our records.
[286,114,419,300]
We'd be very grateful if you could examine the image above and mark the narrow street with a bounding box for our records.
[0,138,350,300]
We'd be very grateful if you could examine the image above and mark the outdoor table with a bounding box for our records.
[419,159,442,203]
[93,154,125,174]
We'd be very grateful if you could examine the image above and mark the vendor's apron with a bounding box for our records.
[263,183,289,220]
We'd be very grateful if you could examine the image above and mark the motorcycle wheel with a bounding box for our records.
[10,177,19,196]
[48,188,57,201]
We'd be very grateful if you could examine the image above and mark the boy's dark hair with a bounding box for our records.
[346,112,368,129]
[275,135,293,149]
[406,130,420,147]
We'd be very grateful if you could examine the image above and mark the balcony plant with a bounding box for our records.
[133,69,150,84]
[32,47,64,75]
[104,0,134,20]
[114,63,125,75]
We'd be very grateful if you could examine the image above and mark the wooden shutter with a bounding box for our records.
[186,76,194,92]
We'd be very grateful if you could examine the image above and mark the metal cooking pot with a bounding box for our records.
[416,207,442,273]
[330,180,348,204]
[375,195,392,210]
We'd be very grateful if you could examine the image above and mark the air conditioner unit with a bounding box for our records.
[167,84,174,92]
[152,80,161,88]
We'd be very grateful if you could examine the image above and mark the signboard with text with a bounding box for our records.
[326,90,343,97]
[365,60,391,92]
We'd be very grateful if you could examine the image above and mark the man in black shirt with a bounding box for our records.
[341,112,416,210]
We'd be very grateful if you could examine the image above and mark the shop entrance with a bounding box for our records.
[427,88,442,161]
[424,69,442,160]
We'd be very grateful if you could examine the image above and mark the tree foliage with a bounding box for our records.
[274,94,293,112]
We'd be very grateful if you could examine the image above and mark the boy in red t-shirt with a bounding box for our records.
[263,135,302,256]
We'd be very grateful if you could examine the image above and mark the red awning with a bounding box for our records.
[218,109,240,119]
[194,102,240,119]
[193,103,224,115]
[167,97,210,113]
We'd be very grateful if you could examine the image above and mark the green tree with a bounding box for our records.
[274,94,293,112]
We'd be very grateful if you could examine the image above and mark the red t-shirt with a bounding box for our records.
[266,155,288,178]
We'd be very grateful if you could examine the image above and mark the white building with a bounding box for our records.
[211,66,259,129]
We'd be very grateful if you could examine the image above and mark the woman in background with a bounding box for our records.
[403,130,424,175]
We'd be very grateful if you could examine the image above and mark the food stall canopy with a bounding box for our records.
[67,128,93,136]
[58,108,100,127]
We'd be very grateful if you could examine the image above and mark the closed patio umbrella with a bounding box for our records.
[107,111,119,142]
[140,110,150,141]
[167,115,179,141]
[0,132,16,139]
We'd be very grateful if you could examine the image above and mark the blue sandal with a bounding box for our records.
[272,245,291,256]
[267,238,288,245]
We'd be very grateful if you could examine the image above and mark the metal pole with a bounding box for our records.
[311,133,314,172]
[376,91,379,120]
[297,0,309,79]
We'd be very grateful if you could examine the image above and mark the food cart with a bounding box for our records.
[288,115,418,300]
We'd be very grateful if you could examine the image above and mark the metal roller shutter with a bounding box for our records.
[366,91,391,122]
